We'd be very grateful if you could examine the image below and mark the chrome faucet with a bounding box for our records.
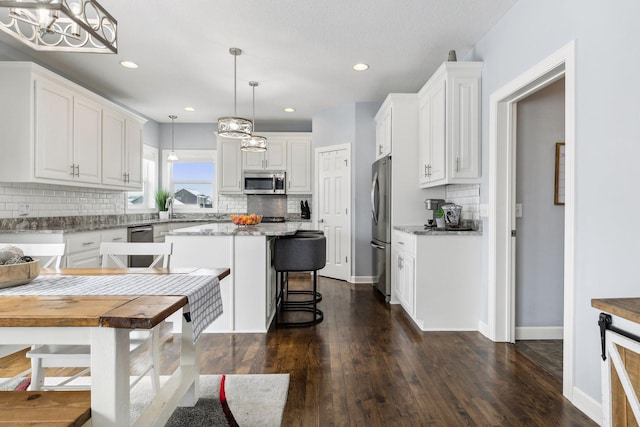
[165,197,174,220]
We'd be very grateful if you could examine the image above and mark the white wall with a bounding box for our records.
[515,79,565,327]
[471,0,640,405]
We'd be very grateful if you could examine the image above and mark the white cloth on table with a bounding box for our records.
[0,274,222,340]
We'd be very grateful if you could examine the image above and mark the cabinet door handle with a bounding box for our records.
[75,164,80,177]
[424,164,427,177]
[123,173,127,183]
[379,145,382,154]
[397,241,404,245]
[70,164,75,176]
[265,159,268,168]
[456,157,460,173]
[82,241,95,246]
[112,237,123,241]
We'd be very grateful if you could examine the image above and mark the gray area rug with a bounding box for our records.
[1,374,289,426]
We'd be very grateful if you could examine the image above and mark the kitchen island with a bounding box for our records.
[166,222,310,333]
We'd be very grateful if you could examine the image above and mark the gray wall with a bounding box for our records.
[355,103,382,276]
[471,0,640,403]
[312,102,379,278]
[515,79,565,328]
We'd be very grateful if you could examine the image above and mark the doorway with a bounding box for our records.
[513,78,566,379]
[314,143,351,282]
[487,41,576,399]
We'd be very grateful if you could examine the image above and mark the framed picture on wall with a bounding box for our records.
[554,142,565,205]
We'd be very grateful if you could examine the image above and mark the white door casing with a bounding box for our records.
[487,41,576,401]
[315,144,351,282]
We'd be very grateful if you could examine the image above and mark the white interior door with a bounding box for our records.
[315,144,351,281]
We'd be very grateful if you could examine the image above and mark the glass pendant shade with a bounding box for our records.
[217,116,253,139]
[241,135,267,152]
[217,48,252,139]
[168,115,179,161]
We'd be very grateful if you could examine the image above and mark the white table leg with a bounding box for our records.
[179,305,200,407]
[90,327,131,427]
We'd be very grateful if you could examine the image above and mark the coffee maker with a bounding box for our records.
[424,199,445,227]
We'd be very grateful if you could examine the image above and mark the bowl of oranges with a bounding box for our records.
[230,214,262,227]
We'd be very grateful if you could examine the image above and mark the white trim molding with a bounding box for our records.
[350,276,376,284]
[515,326,564,340]
[487,40,576,401]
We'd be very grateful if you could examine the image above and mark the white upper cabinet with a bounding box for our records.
[101,111,142,189]
[73,96,102,184]
[101,109,126,186]
[217,139,243,194]
[418,62,482,188]
[375,106,392,160]
[286,136,312,194]
[242,139,286,170]
[221,133,312,195]
[0,62,145,190]
[33,77,101,185]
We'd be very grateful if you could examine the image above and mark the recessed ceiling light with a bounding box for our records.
[352,63,369,71]
[284,107,295,113]
[184,107,196,112]
[120,61,138,69]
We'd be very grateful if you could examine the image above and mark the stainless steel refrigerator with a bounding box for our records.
[371,155,391,301]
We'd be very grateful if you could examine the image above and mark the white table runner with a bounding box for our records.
[0,274,223,340]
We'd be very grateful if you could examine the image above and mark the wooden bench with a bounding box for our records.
[0,390,91,426]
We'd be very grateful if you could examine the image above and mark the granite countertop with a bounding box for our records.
[166,222,305,237]
[0,215,311,234]
[0,218,224,234]
[394,225,483,236]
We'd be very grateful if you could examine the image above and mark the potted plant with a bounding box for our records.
[435,207,446,229]
[155,189,171,220]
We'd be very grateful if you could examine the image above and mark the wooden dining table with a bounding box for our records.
[0,267,229,427]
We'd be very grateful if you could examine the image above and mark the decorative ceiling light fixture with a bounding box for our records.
[167,115,179,162]
[217,47,252,139]
[241,81,267,152]
[0,0,117,53]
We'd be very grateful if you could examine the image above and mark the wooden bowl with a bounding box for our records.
[0,260,40,289]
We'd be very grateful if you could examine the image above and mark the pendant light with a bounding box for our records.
[241,81,267,152]
[217,48,252,139]
[167,115,179,161]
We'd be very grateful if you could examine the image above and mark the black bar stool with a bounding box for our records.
[274,233,326,326]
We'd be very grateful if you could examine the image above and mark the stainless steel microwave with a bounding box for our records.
[243,171,286,194]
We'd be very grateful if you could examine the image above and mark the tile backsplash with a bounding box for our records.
[445,184,480,221]
[0,182,312,220]
[0,182,125,219]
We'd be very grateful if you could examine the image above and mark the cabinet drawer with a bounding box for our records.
[392,230,416,255]
[66,249,100,268]
[101,228,126,243]
[66,232,101,254]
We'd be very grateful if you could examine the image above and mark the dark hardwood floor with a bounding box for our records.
[516,339,564,381]
[0,276,594,426]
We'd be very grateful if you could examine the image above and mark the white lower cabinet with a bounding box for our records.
[0,228,126,268]
[391,229,481,330]
[392,232,416,317]
[166,231,276,333]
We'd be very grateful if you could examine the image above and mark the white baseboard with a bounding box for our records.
[478,321,491,340]
[350,276,375,284]
[571,386,602,425]
[515,326,563,340]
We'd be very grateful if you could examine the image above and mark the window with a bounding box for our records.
[163,150,217,211]
[127,145,158,211]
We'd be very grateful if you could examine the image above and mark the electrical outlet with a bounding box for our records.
[515,203,523,218]
[19,203,29,216]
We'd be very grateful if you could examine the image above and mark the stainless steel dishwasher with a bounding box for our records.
[127,225,154,267]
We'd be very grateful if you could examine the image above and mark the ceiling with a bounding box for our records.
[0,0,517,125]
